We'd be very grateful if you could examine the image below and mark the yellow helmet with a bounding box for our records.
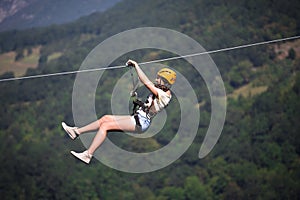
[157,68,176,85]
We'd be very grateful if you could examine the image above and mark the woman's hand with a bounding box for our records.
[126,59,159,97]
[126,59,138,67]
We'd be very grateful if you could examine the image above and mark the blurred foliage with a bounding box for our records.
[0,0,299,199]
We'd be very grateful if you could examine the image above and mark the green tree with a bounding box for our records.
[288,48,296,60]
[159,186,185,200]
[184,176,212,200]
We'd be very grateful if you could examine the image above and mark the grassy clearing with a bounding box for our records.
[79,33,97,45]
[228,83,268,99]
[0,46,41,77]
[274,39,300,60]
[47,52,63,62]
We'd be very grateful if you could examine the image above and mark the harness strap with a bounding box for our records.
[129,66,139,97]
[133,114,142,133]
[132,99,146,115]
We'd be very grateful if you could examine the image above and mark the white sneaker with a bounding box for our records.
[71,150,92,164]
[62,122,80,140]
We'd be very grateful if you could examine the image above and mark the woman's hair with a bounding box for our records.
[155,83,169,92]
[155,76,172,91]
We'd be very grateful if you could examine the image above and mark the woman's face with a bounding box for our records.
[155,76,164,85]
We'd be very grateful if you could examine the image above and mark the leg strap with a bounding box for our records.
[134,114,142,133]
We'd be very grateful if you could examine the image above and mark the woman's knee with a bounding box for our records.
[99,121,114,132]
[98,115,113,124]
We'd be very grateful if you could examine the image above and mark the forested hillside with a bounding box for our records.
[0,0,299,199]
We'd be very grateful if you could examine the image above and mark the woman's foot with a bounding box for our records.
[62,122,80,140]
[70,150,92,164]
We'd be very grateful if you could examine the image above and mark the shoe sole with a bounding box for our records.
[70,151,90,164]
[62,122,76,140]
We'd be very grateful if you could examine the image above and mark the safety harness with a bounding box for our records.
[129,65,169,132]
[129,66,155,131]
[131,93,157,132]
[132,94,156,115]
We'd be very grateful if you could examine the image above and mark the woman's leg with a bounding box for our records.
[63,115,134,139]
[87,115,136,155]
[70,115,136,164]
[77,115,114,134]
[65,114,126,136]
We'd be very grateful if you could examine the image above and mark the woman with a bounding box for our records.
[62,59,176,164]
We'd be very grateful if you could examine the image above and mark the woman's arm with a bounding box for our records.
[126,59,159,96]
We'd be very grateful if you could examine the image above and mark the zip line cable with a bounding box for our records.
[0,35,299,83]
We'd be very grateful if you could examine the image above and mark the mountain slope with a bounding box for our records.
[0,0,121,32]
[0,0,35,23]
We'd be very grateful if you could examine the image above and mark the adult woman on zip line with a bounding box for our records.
[62,59,176,164]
